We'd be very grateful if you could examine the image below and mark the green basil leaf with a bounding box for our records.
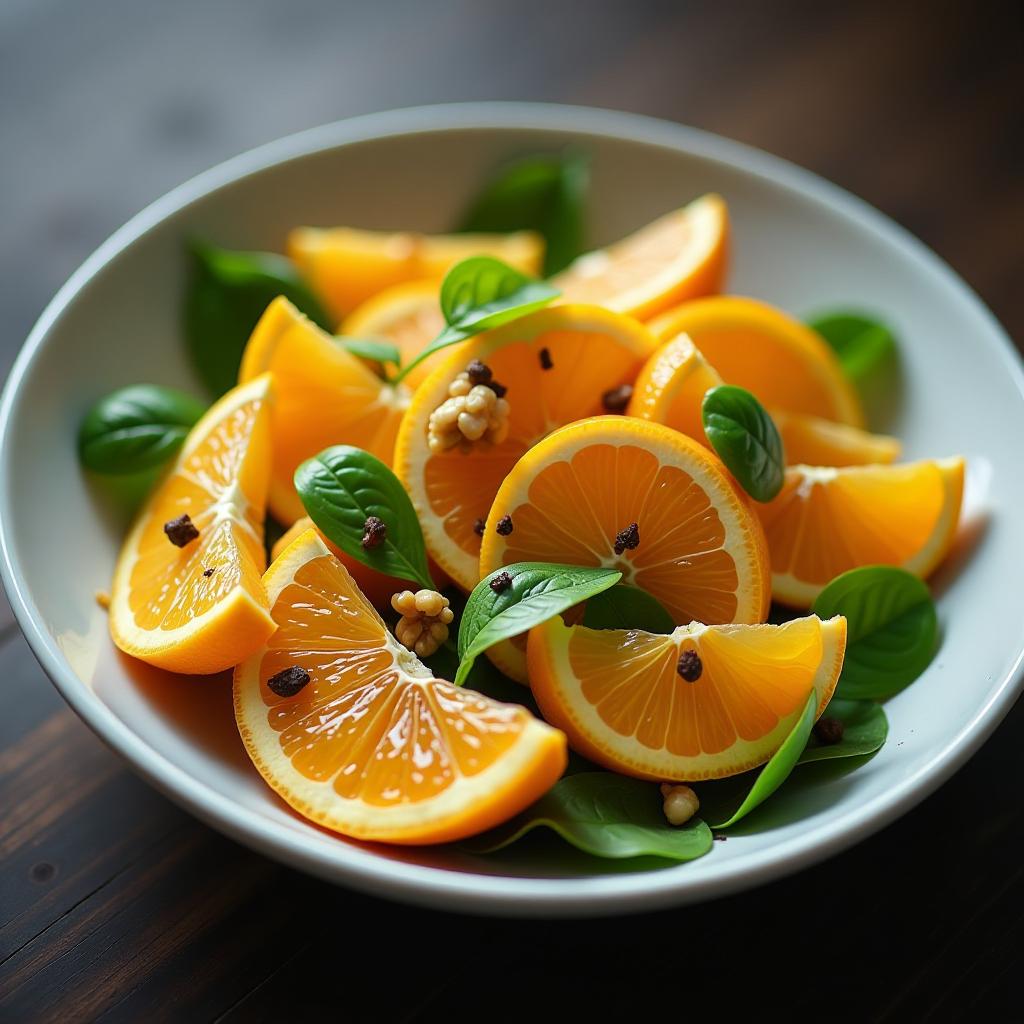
[395,256,558,383]
[797,698,888,765]
[710,690,817,829]
[338,337,402,367]
[456,150,589,276]
[455,563,621,685]
[464,772,713,862]
[807,312,896,382]
[702,385,785,502]
[582,584,675,633]
[295,445,434,590]
[812,566,937,700]
[185,239,331,396]
[78,385,207,475]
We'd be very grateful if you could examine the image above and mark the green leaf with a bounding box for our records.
[78,385,207,475]
[456,150,589,276]
[338,337,402,367]
[582,584,675,633]
[797,698,888,765]
[394,256,559,383]
[702,385,785,502]
[455,563,622,685]
[711,690,817,829]
[185,239,331,396]
[807,312,896,382]
[812,566,937,700]
[294,445,434,590]
[464,772,713,862]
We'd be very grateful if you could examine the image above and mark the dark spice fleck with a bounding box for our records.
[601,384,633,413]
[361,515,387,550]
[267,665,311,698]
[712,832,728,842]
[496,514,514,536]
[489,570,513,593]
[613,521,640,555]
[539,347,553,370]
[164,514,199,548]
[473,517,487,537]
[485,379,508,399]
[202,567,214,578]
[813,716,845,745]
[677,649,703,682]
[466,359,493,385]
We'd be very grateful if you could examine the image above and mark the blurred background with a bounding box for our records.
[1,0,1021,1020]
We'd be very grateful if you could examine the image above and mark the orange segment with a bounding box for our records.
[648,296,864,426]
[287,227,544,324]
[757,458,965,607]
[627,332,723,444]
[394,305,658,592]
[771,410,900,466]
[342,279,446,390]
[109,374,276,674]
[550,194,729,320]
[239,296,410,525]
[479,416,771,682]
[234,529,566,843]
[528,613,845,780]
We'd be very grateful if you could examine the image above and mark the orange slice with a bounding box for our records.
[771,410,900,467]
[109,374,276,674]
[757,458,965,607]
[394,305,658,592]
[648,296,864,426]
[233,529,566,843]
[238,296,410,525]
[342,279,446,390]
[287,227,544,324]
[550,194,728,320]
[479,416,771,682]
[528,614,845,780]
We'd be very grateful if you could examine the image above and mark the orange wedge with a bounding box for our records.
[479,416,771,682]
[550,194,728,320]
[648,296,864,426]
[238,296,411,525]
[771,410,900,466]
[233,529,566,843]
[757,458,965,607]
[528,614,846,780]
[342,279,446,390]
[109,374,276,673]
[394,305,658,592]
[288,226,544,324]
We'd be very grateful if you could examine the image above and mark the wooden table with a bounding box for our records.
[2,1,1021,1019]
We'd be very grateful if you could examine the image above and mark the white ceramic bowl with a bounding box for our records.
[2,104,1022,917]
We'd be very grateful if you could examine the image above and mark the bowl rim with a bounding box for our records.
[2,101,1023,917]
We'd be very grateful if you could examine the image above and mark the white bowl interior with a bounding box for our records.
[2,107,1022,915]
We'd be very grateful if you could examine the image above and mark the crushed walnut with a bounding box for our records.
[391,589,455,657]
[426,363,511,454]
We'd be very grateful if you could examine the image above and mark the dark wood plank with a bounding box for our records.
[0,0,1021,1020]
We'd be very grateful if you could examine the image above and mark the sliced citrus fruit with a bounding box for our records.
[771,410,900,466]
[550,194,729,320]
[479,416,771,682]
[287,226,544,324]
[234,528,566,843]
[342,279,446,389]
[238,296,410,525]
[757,458,965,607]
[394,305,658,592]
[627,332,723,444]
[648,296,864,426]
[109,374,276,674]
[528,613,845,780]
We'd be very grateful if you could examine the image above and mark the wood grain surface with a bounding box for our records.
[1,0,1021,1020]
